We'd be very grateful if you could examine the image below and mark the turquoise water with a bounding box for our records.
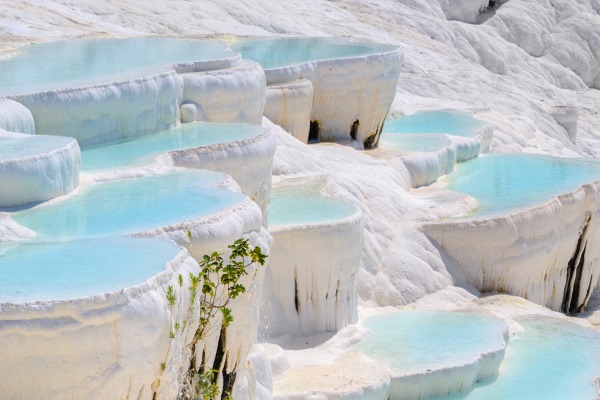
[0,134,74,160]
[230,37,397,69]
[269,184,357,227]
[351,311,507,374]
[12,170,244,238]
[379,133,452,153]
[82,122,265,171]
[384,110,485,137]
[442,316,600,400]
[447,154,600,217]
[0,38,234,96]
[0,237,180,302]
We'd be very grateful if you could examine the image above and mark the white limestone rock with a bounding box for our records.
[422,181,600,312]
[0,99,35,134]
[263,46,403,148]
[264,79,313,143]
[160,125,276,223]
[264,205,364,336]
[0,130,80,207]
[10,71,183,146]
[181,59,266,125]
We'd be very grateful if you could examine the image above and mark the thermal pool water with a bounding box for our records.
[269,183,357,227]
[384,110,485,137]
[0,38,234,96]
[0,237,181,303]
[11,170,244,238]
[446,154,600,217]
[81,122,266,171]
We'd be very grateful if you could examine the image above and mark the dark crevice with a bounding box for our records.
[569,243,587,314]
[294,270,300,314]
[362,133,379,149]
[211,326,226,373]
[350,119,359,141]
[580,277,595,314]
[561,214,591,313]
[221,360,236,399]
[309,120,320,142]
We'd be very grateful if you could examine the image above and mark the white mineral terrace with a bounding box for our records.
[1,0,600,398]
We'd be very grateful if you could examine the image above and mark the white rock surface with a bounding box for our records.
[160,125,276,223]
[264,47,402,148]
[0,99,35,134]
[9,71,183,146]
[181,59,266,125]
[0,129,80,207]
[0,249,200,400]
[264,205,364,336]
[264,79,313,143]
[423,181,600,312]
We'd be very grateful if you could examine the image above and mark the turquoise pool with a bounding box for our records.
[230,37,397,69]
[0,237,181,303]
[0,38,234,96]
[81,122,265,171]
[446,154,600,217]
[0,134,74,160]
[442,316,600,400]
[384,110,485,137]
[269,183,357,227]
[12,170,244,238]
[379,133,453,153]
[351,311,507,374]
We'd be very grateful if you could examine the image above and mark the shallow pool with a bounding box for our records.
[12,170,244,238]
[384,110,485,137]
[0,134,74,160]
[81,122,265,171]
[442,316,600,400]
[0,38,234,96]
[350,311,507,374]
[379,133,453,153]
[269,183,357,227]
[446,154,600,217]
[230,37,397,69]
[0,236,180,303]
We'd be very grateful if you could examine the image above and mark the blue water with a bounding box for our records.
[442,316,600,400]
[384,110,485,137]
[230,37,397,69]
[12,170,244,238]
[379,133,452,153]
[0,236,181,302]
[0,134,74,160]
[81,122,265,171]
[447,154,600,217]
[0,38,234,96]
[269,183,357,227]
[351,311,507,374]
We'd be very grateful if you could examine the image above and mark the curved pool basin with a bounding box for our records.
[81,122,266,171]
[11,170,244,238]
[351,311,507,375]
[379,133,453,153]
[384,110,486,137]
[0,38,234,96]
[442,316,600,400]
[269,183,357,227]
[0,236,181,303]
[229,37,397,70]
[446,154,600,217]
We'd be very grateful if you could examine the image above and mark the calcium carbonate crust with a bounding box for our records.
[0,130,80,207]
[263,46,403,148]
[265,208,364,336]
[180,59,266,124]
[422,179,600,312]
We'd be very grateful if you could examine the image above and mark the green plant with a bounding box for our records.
[168,234,267,400]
